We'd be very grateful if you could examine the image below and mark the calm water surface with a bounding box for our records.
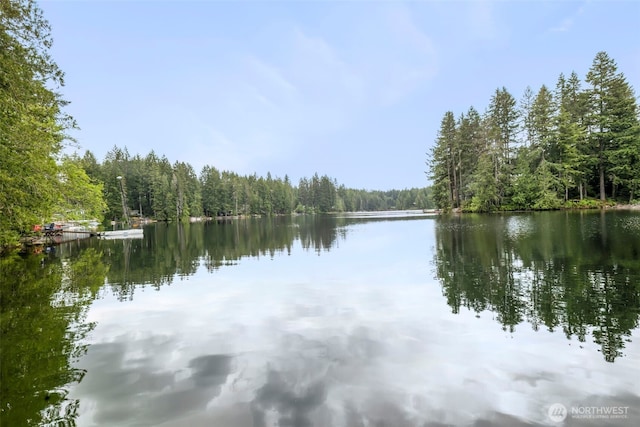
[2,211,640,426]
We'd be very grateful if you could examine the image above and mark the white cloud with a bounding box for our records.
[374,3,438,104]
[164,4,440,177]
[280,32,362,139]
[467,0,499,41]
[549,4,586,33]
[246,56,296,93]
[177,122,252,175]
[550,17,573,33]
[244,55,298,107]
[385,4,436,56]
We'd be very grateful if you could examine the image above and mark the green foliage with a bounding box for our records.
[1,0,67,249]
[511,149,539,210]
[54,155,107,221]
[585,51,640,201]
[428,51,639,211]
[467,148,500,212]
[0,0,107,251]
[429,111,457,210]
[489,87,520,149]
[529,157,563,210]
[488,87,519,195]
[564,198,611,209]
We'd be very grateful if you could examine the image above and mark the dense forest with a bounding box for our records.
[428,51,640,212]
[78,146,433,223]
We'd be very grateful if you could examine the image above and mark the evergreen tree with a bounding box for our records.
[429,111,457,210]
[317,175,336,213]
[200,166,221,217]
[520,85,536,147]
[585,51,637,200]
[455,107,482,207]
[605,71,640,201]
[555,104,587,201]
[486,87,520,203]
[469,144,500,212]
[531,85,555,158]
[428,51,638,210]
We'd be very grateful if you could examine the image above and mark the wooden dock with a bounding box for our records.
[20,222,103,253]
[21,229,99,247]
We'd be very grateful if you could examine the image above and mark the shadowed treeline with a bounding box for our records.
[432,210,640,362]
[55,214,431,301]
[54,215,354,301]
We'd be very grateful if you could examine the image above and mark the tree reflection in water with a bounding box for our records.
[1,249,107,426]
[432,211,640,362]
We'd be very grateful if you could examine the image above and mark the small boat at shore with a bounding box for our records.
[98,229,144,240]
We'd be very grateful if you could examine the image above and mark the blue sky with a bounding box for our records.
[40,0,640,190]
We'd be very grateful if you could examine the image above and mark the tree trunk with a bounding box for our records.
[447,158,453,207]
[452,160,458,209]
[458,150,463,207]
[458,154,464,206]
[599,136,605,201]
[612,181,617,199]
[600,165,606,201]
[579,182,584,200]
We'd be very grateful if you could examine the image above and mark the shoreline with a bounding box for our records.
[610,204,640,210]
[451,203,640,214]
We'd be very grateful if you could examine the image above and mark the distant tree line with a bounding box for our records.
[428,51,640,212]
[79,146,434,222]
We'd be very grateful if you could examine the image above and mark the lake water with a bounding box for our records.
[2,210,640,426]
